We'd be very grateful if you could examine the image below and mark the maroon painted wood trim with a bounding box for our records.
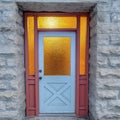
[24,13,39,116]
[86,15,90,76]
[36,12,89,16]
[86,14,90,115]
[85,14,90,76]
[37,28,77,32]
[80,14,89,116]
[78,15,89,116]
[24,13,38,116]
[34,13,39,115]
[25,12,89,16]
[24,13,29,116]
[76,15,80,116]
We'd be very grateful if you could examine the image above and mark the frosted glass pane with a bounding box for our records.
[80,17,87,75]
[27,17,35,75]
[44,37,71,75]
[37,17,77,29]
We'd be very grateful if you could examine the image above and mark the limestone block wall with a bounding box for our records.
[0,2,25,120]
[89,0,120,120]
[0,0,120,120]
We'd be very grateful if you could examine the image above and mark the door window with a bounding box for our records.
[44,37,71,75]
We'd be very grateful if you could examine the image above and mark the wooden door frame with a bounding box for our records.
[24,12,89,116]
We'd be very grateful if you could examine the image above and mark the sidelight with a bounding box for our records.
[27,16,35,75]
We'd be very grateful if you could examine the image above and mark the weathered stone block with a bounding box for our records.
[111,0,120,12]
[96,78,120,89]
[110,34,120,45]
[0,45,17,54]
[0,101,6,111]
[0,74,16,81]
[97,90,119,99]
[97,56,108,67]
[10,77,25,92]
[96,100,108,113]
[0,111,19,120]
[0,3,17,11]
[102,112,120,120]
[98,46,120,56]
[0,59,6,66]
[7,59,16,67]
[97,23,120,34]
[0,91,18,101]
[109,100,120,109]
[97,34,110,45]
[109,57,120,67]
[90,14,97,28]
[5,101,18,111]
[96,2,111,12]
[90,26,97,37]
[109,46,120,55]
[97,46,110,55]
[111,12,120,23]
[97,11,110,23]
[97,68,120,78]
[0,81,10,90]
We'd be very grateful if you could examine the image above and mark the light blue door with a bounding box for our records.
[39,32,75,113]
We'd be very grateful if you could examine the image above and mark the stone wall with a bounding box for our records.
[89,0,120,120]
[0,1,25,120]
[0,0,120,120]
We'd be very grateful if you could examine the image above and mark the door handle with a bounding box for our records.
[39,69,42,73]
[39,77,42,80]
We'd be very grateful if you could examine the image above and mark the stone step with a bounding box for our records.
[26,116,89,120]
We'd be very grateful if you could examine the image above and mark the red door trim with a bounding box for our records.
[76,16,80,116]
[34,14,39,115]
[24,14,29,115]
[24,12,89,117]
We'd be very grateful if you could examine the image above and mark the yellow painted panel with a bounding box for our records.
[80,17,87,75]
[44,37,71,75]
[27,17,35,75]
[37,16,77,29]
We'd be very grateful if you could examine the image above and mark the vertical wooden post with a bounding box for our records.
[76,15,89,116]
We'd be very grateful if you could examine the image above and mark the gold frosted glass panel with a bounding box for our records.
[37,17,77,29]
[80,17,87,75]
[27,17,35,75]
[44,37,71,75]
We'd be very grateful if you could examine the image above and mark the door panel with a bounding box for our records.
[39,32,76,113]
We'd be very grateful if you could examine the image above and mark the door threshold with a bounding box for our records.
[39,113,76,117]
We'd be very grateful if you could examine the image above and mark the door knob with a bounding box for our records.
[39,77,42,80]
[39,70,42,73]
